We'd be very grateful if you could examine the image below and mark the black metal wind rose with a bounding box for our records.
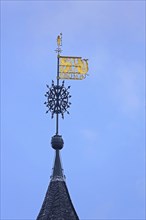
[44,81,71,119]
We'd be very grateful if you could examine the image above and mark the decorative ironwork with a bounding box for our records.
[44,80,71,119]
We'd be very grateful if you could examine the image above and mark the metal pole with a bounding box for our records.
[56,54,60,135]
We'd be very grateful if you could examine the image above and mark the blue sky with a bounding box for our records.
[1,1,145,220]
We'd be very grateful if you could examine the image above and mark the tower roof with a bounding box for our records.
[37,150,79,220]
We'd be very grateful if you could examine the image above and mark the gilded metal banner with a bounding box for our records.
[59,56,88,80]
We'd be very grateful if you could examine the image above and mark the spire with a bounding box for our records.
[37,34,89,220]
[51,149,65,181]
[37,136,79,220]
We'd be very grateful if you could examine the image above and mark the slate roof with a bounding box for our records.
[37,150,79,220]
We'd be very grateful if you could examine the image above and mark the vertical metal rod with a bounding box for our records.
[56,54,60,135]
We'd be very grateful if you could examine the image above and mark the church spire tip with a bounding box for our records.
[51,149,65,181]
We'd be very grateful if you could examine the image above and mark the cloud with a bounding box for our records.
[113,63,145,118]
[80,128,98,142]
[79,129,99,162]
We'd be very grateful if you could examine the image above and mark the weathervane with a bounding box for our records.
[44,33,89,147]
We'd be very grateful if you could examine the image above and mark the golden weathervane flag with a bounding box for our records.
[59,56,89,80]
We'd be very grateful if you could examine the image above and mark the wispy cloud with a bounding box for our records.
[113,63,145,118]
[80,128,98,142]
[79,129,99,162]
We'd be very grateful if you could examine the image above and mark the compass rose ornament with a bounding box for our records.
[44,80,71,119]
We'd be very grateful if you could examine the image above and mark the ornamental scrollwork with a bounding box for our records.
[44,81,71,119]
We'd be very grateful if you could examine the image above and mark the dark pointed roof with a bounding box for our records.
[37,150,79,220]
[52,150,64,181]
